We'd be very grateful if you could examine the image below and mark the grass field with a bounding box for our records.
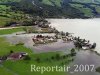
[72,0,100,3]
[0,0,21,3]
[94,5,100,13]
[0,37,72,75]
[0,4,27,27]
[70,4,93,17]
[0,5,11,27]
[0,66,14,75]
[0,27,24,35]
[42,0,61,7]
[0,17,11,27]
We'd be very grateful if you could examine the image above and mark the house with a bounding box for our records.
[32,34,57,44]
[0,57,3,63]
[0,56,7,62]
[7,52,28,60]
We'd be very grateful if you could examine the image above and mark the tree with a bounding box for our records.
[60,31,65,36]
[55,54,61,60]
[51,56,55,60]
[62,55,66,59]
[66,32,69,36]
[35,57,41,63]
[71,48,76,56]
[10,50,14,54]
[38,0,43,2]
[24,55,31,60]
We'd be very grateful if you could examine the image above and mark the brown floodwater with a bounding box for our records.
[1,19,100,75]
[48,19,100,75]
[68,50,100,75]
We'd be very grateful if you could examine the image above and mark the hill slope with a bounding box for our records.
[72,0,100,4]
[0,0,100,19]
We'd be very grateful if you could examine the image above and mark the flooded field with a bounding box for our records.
[0,19,100,75]
[3,33,74,53]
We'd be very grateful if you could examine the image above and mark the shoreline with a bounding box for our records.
[0,19,99,55]
[47,19,100,53]
[3,33,75,53]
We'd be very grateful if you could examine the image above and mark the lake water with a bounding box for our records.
[48,19,100,75]
[48,19,100,53]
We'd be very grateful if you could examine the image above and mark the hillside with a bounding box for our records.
[0,0,87,19]
[0,0,20,3]
[72,0,100,4]
[0,0,100,27]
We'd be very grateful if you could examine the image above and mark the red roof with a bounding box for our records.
[9,53,22,59]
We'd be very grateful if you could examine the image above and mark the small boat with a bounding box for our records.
[90,43,96,49]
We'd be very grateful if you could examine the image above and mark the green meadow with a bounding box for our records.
[0,27,24,35]
[70,4,93,17]
[0,4,27,27]
[42,0,61,7]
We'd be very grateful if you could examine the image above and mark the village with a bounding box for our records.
[0,0,100,74]
[0,18,96,63]
[0,17,98,75]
